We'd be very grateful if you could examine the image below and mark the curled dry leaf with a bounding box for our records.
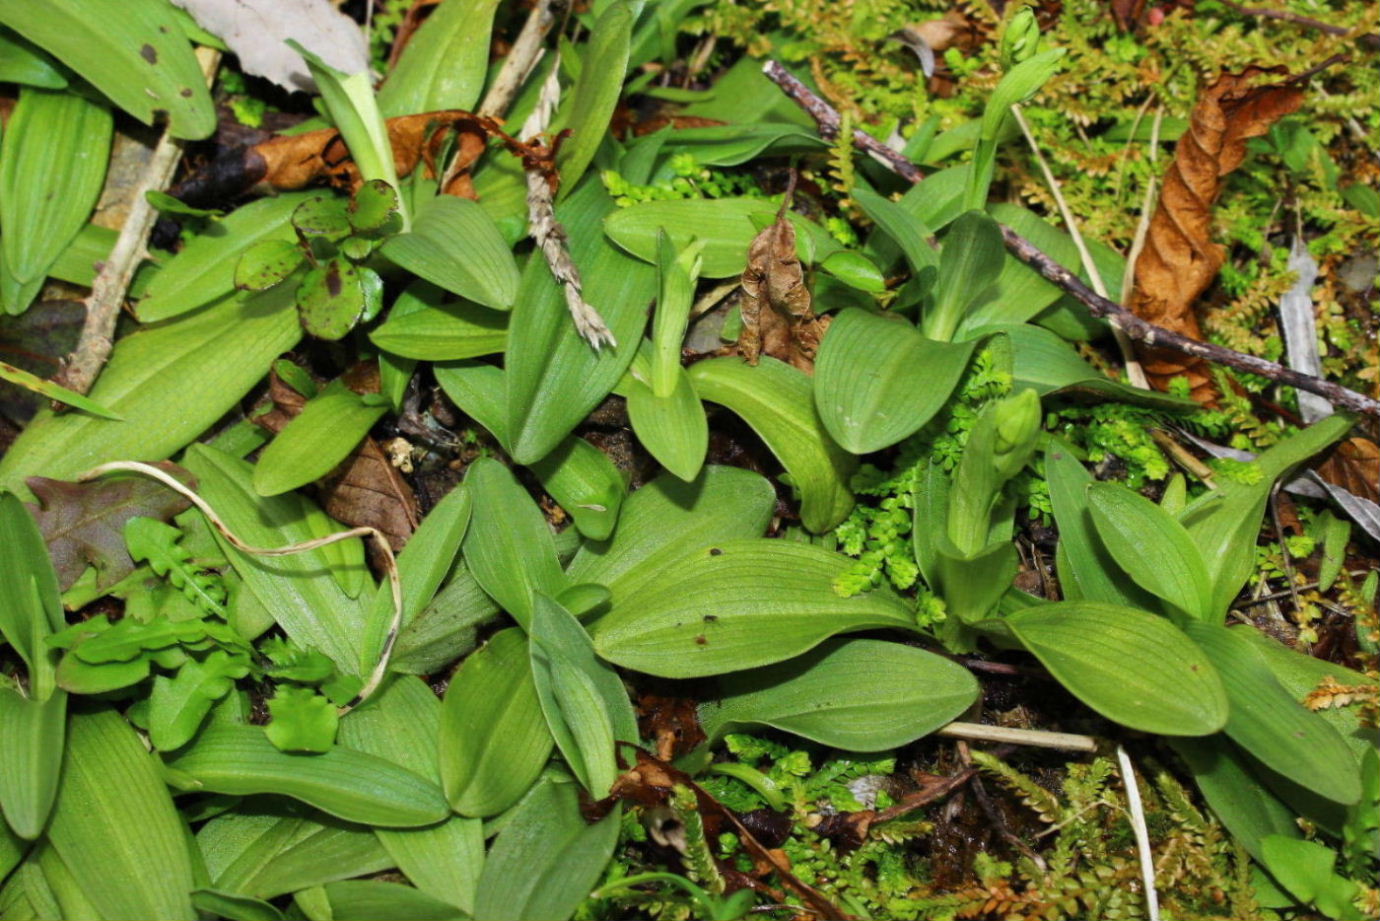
[739,193,831,373]
[172,111,498,206]
[1130,68,1304,404]
[1315,436,1380,505]
[254,364,419,552]
[26,461,194,590]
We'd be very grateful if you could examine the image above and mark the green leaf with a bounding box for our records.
[369,282,508,360]
[1168,735,1300,862]
[554,1,633,196]
[1180,414,1354,617]
[1044,441,1160,609]
[473,777,621,921]
[528,436,627,541]
[529,596,638,797]
[853,183,938,274]
[253,381,388,496]
[650,231,702,397]
[315,881,467,921]
[147,651,249,751]
[0,688,65,840]
[0,88,111,315]
[700,638,978,750]
[813,309,973,453]
[593,539,916,678]
[390,564,498,676]
[1088,482,1214,621]
[0,0,215,139]
[981,48,1066,140]
[432,358,508,441]
[655,123,826,167]
[819,250,886,292]
[439,628,553,817]
[462,458,567,627]
[1261,836,1362,920]
[1183,622,1361,805]
[0,28,66,88]
[182,445,371,671]
[381,197,519,310]
[235,239,305,291]
[199,810,390,900]
[991,323,1198,407]
[164,724,449,826]
[0,360,123,420]
[377,0,500,115]
[923,210,1005,341]
[348,179,400,232]
[359,482,471,671]
[46,709,197,919]
[604,197,824,278]
[264,686,340,753]
[0,492,64,686]
[0,287,301,499]
[296,257,368,340]
[1007,601,1228,735]
[505,179,657,463]
[568,465,776,597]
[138,194,312,321]
[192,889,286,921]
[688,357,855,533]
[337,677,485,914]
[625,365,708,482]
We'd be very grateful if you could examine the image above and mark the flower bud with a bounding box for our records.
[1001,8,1041,69]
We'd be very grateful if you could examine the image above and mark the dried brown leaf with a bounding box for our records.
[1315,436,1379,504]
[739,199,831,373]
[1130,69,1304,404]
[27,461,194,590]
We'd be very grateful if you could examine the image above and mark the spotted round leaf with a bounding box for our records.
[234,239,305,291]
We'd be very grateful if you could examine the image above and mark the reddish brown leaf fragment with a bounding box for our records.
[1315,436,1379,504]
[27,461,195,590]
[1130,68,1304,404]
[738,187,831,373]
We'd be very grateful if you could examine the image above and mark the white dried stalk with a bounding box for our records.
[937,721,1098,752]
[521,56,617,349]
[1117,745,1161,921]
[77,461,402,714]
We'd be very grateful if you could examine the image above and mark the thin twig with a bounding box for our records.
[761,60,1380,419]
[938,721,1099,752]
[1217,0,1380,49]
[478,0,559,118]
[1116,745,1161,921]
[76,461,403,714]
[54,47,220,398]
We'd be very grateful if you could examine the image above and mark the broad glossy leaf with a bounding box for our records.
[990,323,1196,408]
[378,0,499,115]
[296,257,367,340]
[473,777,620,921]
[625,366,708,482]
[650,232,700,397]
[381,197,519,310]
[391,564,498,675]
[253,383,388,496]
[700,638,977,750]
[568,465,775,595]
[980,48,1064,139]
[0,689,65,840]
[1260,836,1361,919]
[1180,414,1354,617]
[0,287,301,499]
[505,179,657,463]
[46,709,197,919]
[0,0,215,139]
[370,284,507,360]
[0,88,111,314]
[1007,602,1227,735]
[553,1,632,196]
[1184,622,1360,805]
[200,811,390,900]
[593,539,916,677]
[657,123,826,167]
[432,358,508,442]
[1168,736,1300,862]
[528,436,626,541]
[347,179,400,232]
[1044,441,1159,609]
[338,677,484,913]
[138,194,311,321]
[0,493,63,684]
[529,596,638,798]
[814,309,973,453]
[462,458,567,627]
[147,651,248,751]
[1088,482,1213,621]
[192,889,285,921]
[164,724,450,826]
[183,445,370,670]
[0,29,66,88]
[689,357,855,533]
[923,210,1005,341]
[852,183,938,274]
[234,239,304,291]
[439,628,553,817]
[316,881,467,921]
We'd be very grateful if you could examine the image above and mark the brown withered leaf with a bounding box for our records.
[172,110,498,206]
[598,748,853,920]
[1315,436,1379,504]
[1130,69,1304,404]
[254,364,419,552]
[27,461,195,590]
[739,187,831,374]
